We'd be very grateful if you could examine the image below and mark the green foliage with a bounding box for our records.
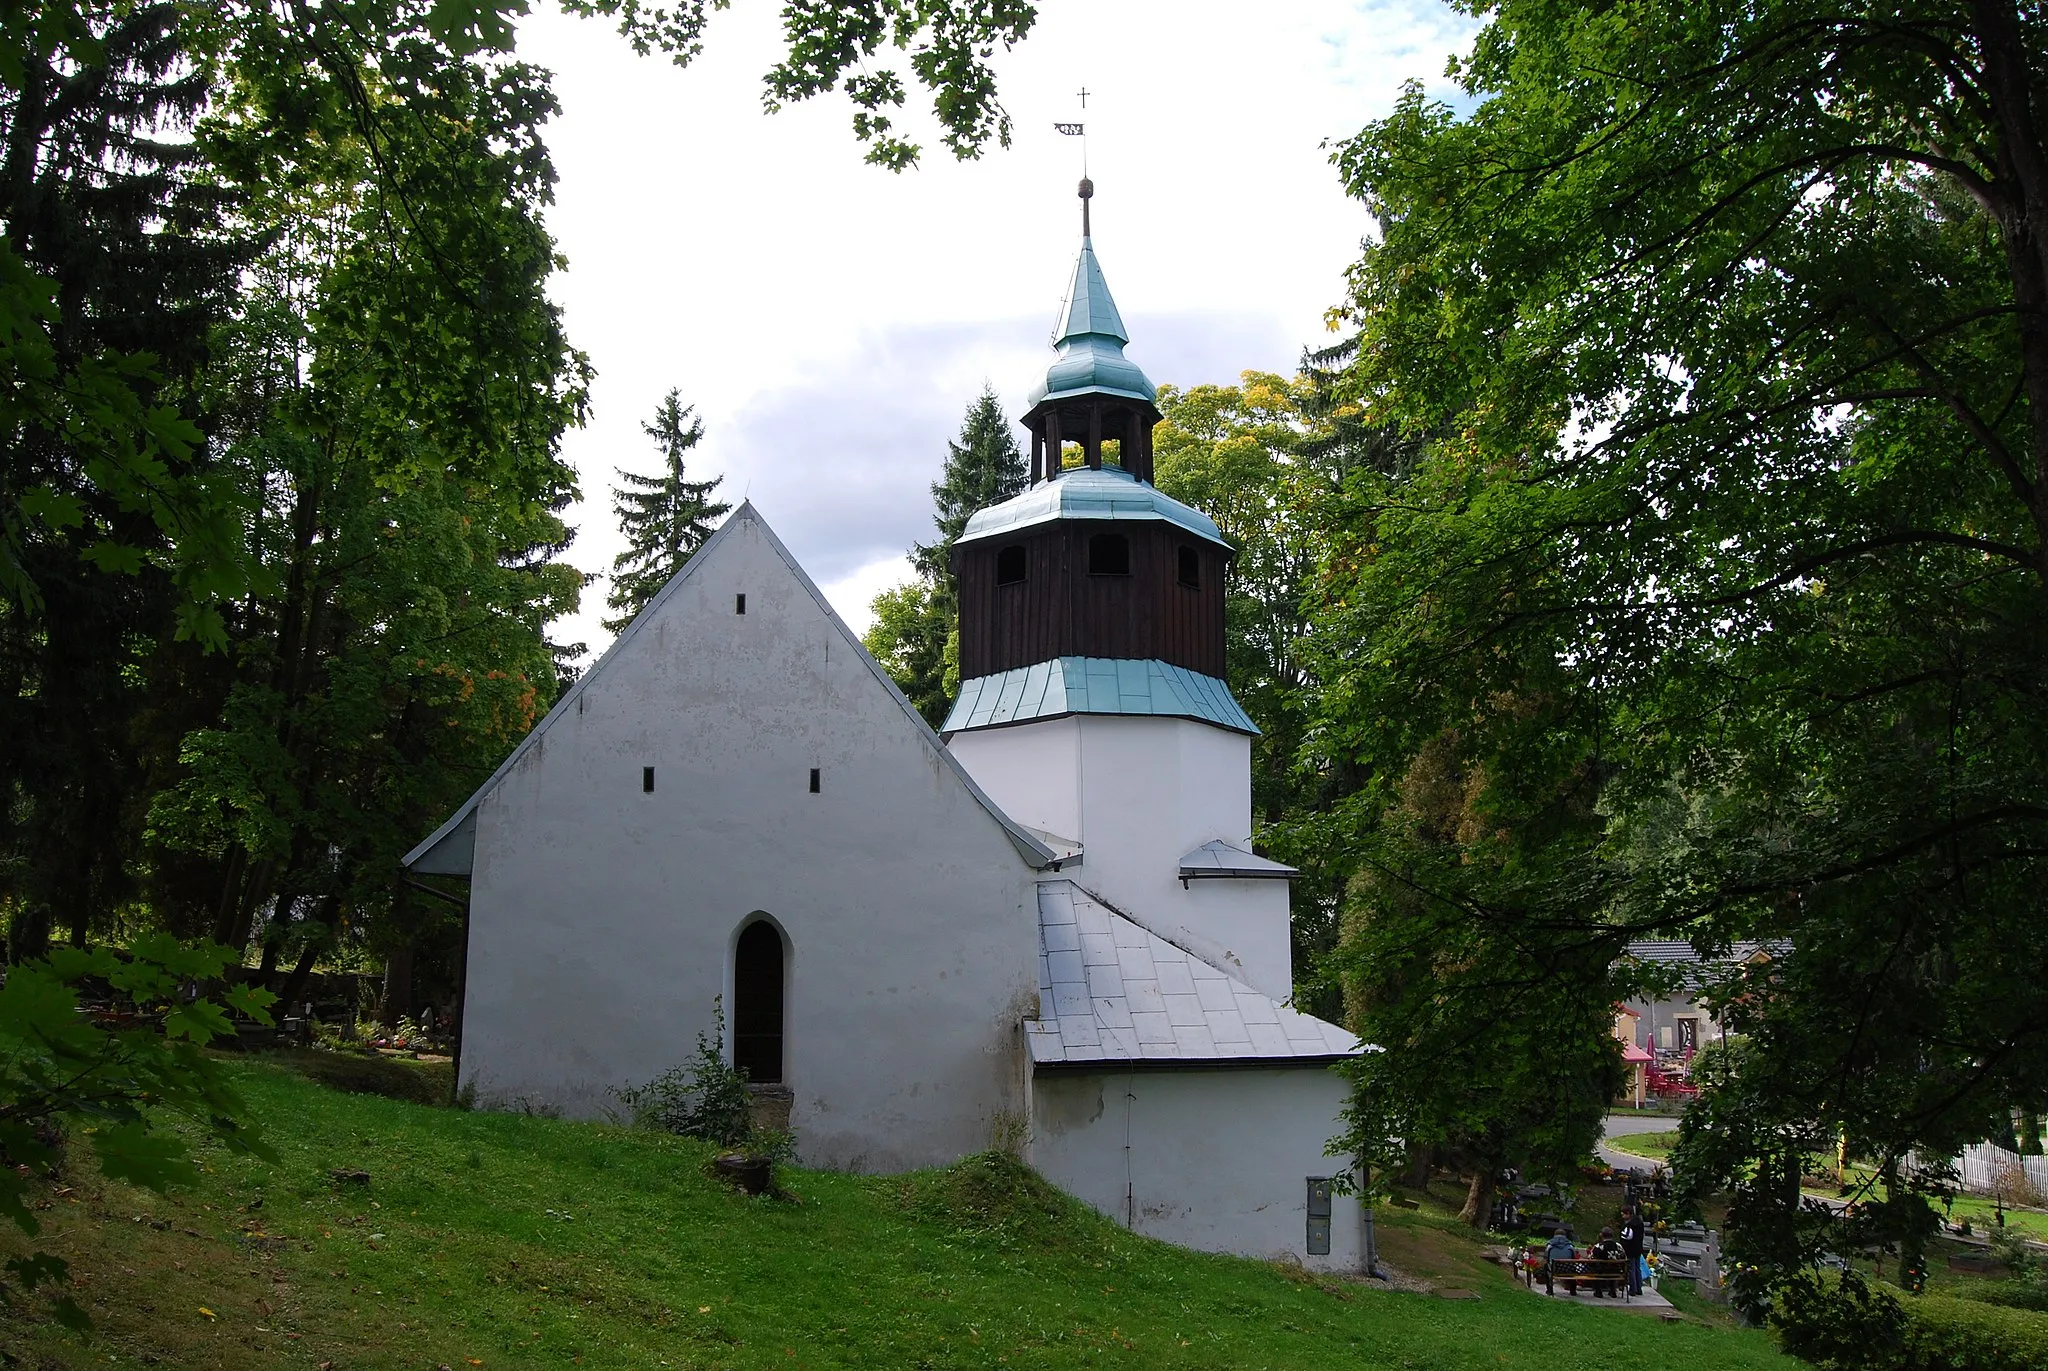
[1769,1269,1910,1370]
[2,1058,1800,1367]
[863,577,953,727]
[614,1000,754,1149]
[1901,1297,2048,1371]
[0,7,249,646]
[1152,371,1422,1014]
[1327,752,1625,1223]
[0,935,275,1326]
[1312,0,2048,1285]
[606,388,730,634]
[1962,1280,2048,1316]
[557,0,1035,169]
[1771,1270,2048,1371]
[896,1149,1090,1252]
[1,0,1054,970]
[1152,376,1623,1212]
[911,386,1027,583]
[867,386,1025,725]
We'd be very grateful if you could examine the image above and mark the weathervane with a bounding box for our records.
[1054,85,1091,235]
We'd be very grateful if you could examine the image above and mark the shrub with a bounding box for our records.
[1769,1268,1907,1369]
[616,1003,753,1147]
[1952,1279,2048,1315]
[1901,1296,2048,1371]
[1769,1268,2048,1371]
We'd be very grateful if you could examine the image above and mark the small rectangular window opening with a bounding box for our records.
[808,768,821,794]
[1088,533,1131,576]
[735,593,747,614]
[1177,545,1201,589]
[996,544,1028,585]
[642,766,655,793]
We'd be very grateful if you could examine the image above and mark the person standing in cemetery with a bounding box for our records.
[1619,1205,1646,1296]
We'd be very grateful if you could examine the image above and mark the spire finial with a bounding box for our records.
[1078,176,1093,239]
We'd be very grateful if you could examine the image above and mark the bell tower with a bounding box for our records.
[1020,177,1161,484]
[941,183,1297,1001]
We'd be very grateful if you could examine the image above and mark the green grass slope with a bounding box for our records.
[3,1060,1797,1370]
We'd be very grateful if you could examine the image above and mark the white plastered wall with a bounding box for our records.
[460,512,1041,1171]
[949,715,1293,999]
[1028,1066,1362,1270]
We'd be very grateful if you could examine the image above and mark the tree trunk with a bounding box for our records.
[276,892,342,1012]
[6,902,52,963]
[1401,1140,1432,1189]
[1458,1169,1496,1230]
[378,943,415,1028]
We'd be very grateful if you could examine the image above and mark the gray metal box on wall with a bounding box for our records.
[1306,1176,1332,1255]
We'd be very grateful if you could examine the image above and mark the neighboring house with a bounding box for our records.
[1612,1005,1653,1106]
[402,187,1367,1269]
[1619,940,1778,1066]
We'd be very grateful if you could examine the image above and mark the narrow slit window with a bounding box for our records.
[1088,533,1131,576]
[808,768,821,793]
[1177,545,1200,589]
[735,593,746,614]
[733,920,785,1083]
[996,544,1027,585]
[642,766,655,793]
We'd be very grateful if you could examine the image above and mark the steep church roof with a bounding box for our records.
[1027,881,1359,1066]
[402,503,1060,876]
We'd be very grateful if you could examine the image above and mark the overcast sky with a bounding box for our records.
[515,0,1477,653]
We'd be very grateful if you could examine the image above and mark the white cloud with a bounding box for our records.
[517,0,1478,655]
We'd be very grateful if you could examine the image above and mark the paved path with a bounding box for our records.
[1600,1112,1680,1171]
[1527,1280,1677,1314]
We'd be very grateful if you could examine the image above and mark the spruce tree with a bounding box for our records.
[911,385,1027,584]
[606,390,731,634]
[869,386,1026,724]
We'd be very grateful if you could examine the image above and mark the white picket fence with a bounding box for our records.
[1950,1143,2048,1199]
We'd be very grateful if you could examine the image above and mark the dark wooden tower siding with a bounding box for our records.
[954,519,1228,679]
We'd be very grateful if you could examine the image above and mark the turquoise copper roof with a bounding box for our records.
[955,465,1227,548]
[942,657,1258,735]
[1026,237,1158,410]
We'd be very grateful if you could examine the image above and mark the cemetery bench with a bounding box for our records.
[1544,1256,1631,1298]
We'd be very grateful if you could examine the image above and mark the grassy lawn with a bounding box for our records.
[1608,1130,1681,1165]
[0,1057,1800,1370]
[1925,1193,2048,1243]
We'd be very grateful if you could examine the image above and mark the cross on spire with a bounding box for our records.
[1077,86,1090,109]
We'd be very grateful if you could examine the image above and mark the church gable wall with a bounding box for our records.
[460,511,1040,1171]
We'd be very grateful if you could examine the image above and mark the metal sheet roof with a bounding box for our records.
[1024,235,1158,411]
[1177,839,1297,881]
[942,657,1258,735]
[1055,237,1128,343]
[955,465,1226,547]
[1027,879,1360,1067]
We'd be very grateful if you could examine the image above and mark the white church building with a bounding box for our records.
[403,182,1367,1269]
